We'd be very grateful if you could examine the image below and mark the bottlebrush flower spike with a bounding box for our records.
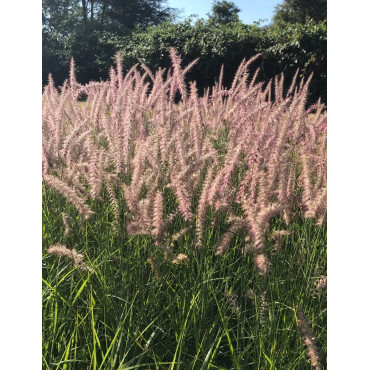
[296,308,323,369]
[216,218,248,256]
[42,49,326,259]
[196,166,215,247]
[169,47,188,102]
[69,58,77,89]
[43,174,93,220]
[61,212,72,237]
[255,253,270,275]
[152,191,164,239]
[46,244,92,272]
[170,176,193,222]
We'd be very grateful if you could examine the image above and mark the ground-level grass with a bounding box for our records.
[42,187,326,369]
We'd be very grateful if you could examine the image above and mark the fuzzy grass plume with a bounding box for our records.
[296,308,323,369]
[46,244,92,272]
[42,48,326,271]
[42,49,327,369]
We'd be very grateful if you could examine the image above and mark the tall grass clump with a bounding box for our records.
[43,49,326,368]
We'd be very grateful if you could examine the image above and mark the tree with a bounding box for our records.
[99,0,176,31]
[42,0,175,85]
[209,0,240,24]
[273,0,327,26]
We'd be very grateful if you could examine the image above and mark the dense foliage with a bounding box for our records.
[42,0,175,85]
[43,1,326,104]
[209,0,241,24]
[115,19,326,104]
[42,51,327,368]
[273,0,327,26]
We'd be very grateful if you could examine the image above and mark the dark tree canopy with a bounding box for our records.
[209,0,240,24]
[101,0,175,31]
[273,0,327,26]
[42,0,174,32]
[42,0,175,85]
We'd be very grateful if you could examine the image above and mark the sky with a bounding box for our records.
[167,0,283,25]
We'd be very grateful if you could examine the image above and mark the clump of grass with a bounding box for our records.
[42,49,326,368]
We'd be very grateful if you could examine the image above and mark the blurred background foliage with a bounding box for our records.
[43,0,326,104]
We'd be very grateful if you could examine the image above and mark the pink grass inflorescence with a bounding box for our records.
[42,49,327,271]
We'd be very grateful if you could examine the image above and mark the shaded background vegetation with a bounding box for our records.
[43,0,326,104]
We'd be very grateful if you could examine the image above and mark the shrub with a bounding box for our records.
[115,19,326,104]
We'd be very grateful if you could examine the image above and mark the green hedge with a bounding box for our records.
[43,18,326,105]
[114,19,326,104]
[262,21,327,103]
